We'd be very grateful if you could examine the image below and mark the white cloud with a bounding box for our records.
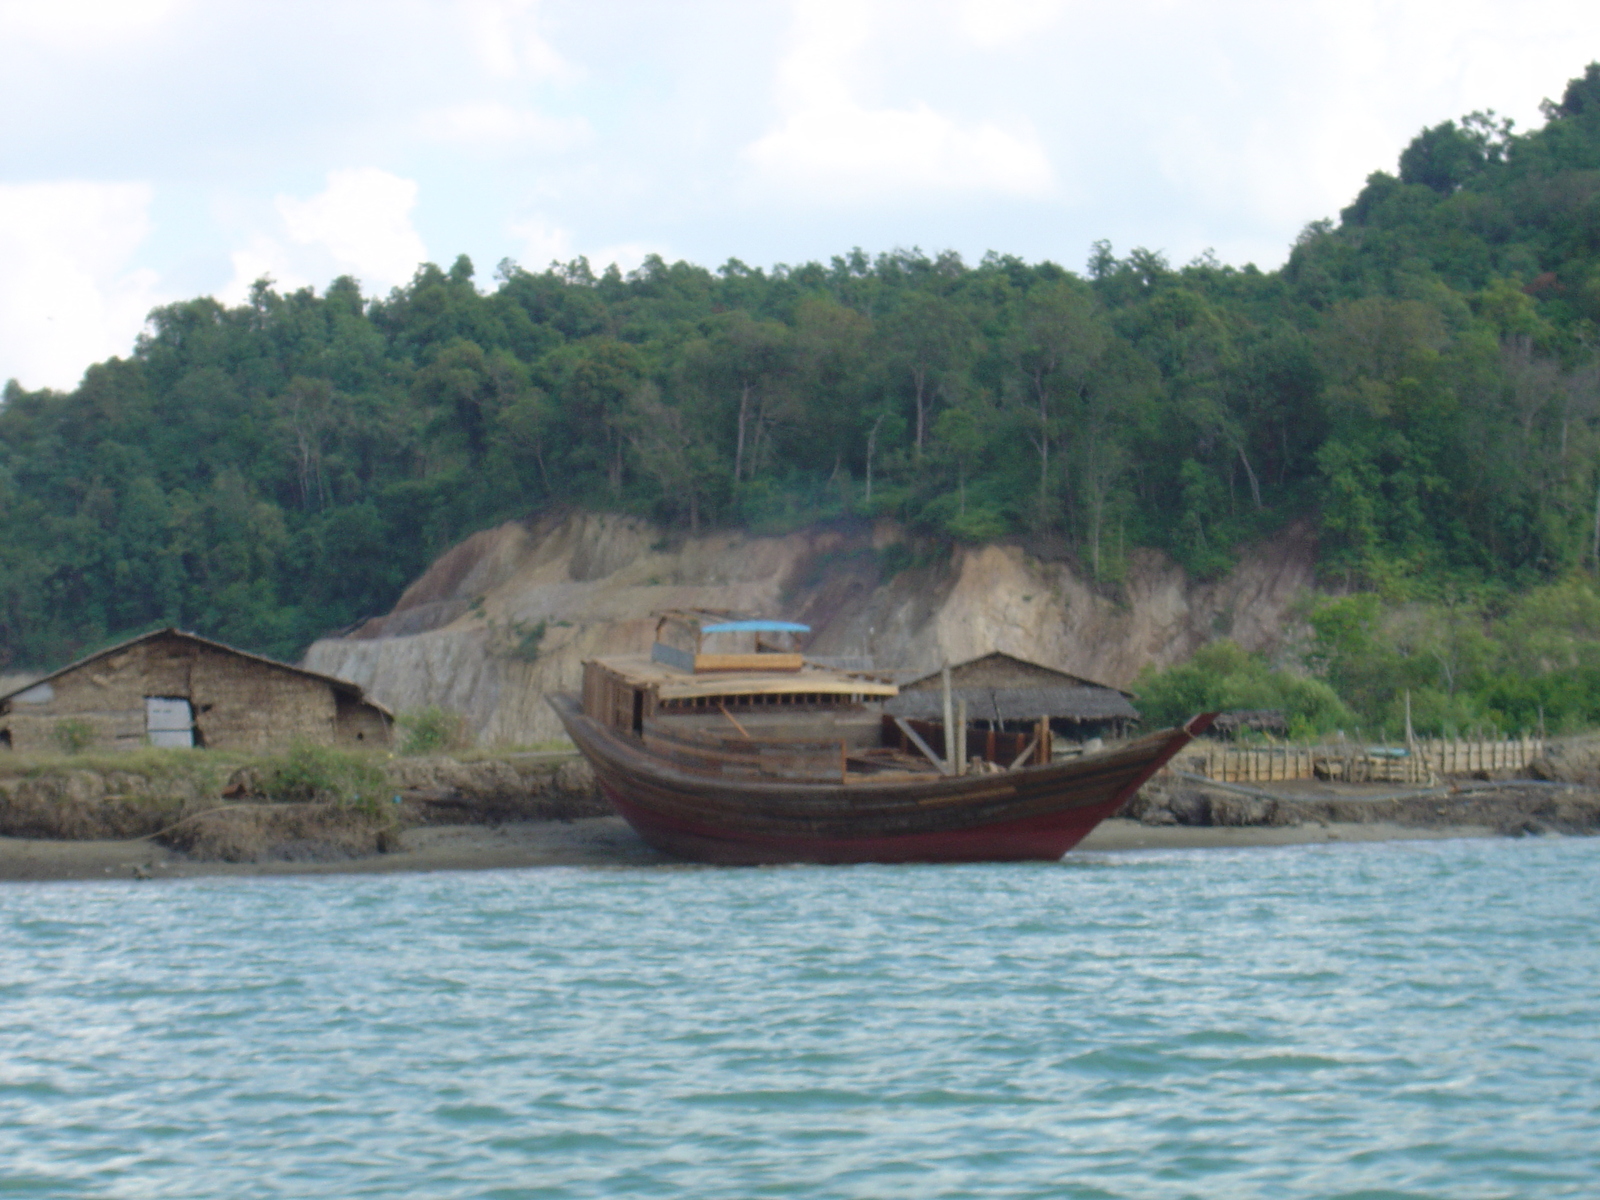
[0,182,164,391]
[216,234,312,305]
[217,169,428,305]
[745,0,1054,202]
[749,104,1054,201]
[591,242,659,276]
[419,102,588,149]
[0,0,183,39]
[510,214,575,268]
[458,0,577,81]
[954,0,1065,47]
[279,168,429,290]
[1117,0,1600,266]
[508,213,662,277]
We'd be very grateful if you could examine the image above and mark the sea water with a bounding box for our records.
[2,838,1597,1199]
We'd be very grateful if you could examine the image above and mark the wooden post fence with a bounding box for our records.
[1172,737,1544,787]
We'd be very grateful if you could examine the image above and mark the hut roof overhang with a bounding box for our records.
[0,627,393,716]
[884,685,1139,723]
[887,652,1139,723]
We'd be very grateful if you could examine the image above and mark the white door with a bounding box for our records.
[145,696,194,748]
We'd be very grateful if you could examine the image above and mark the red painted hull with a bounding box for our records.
[551,695,1213,865]
[601,785,1131,863]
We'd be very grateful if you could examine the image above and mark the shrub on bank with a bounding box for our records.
[260,743,389,812]
[1135,640,1353,739]
[52,719,95,754]
[397,706,471,755]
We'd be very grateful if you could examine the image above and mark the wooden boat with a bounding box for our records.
[550,612,1214,865]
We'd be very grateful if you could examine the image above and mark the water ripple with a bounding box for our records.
[1,838,1597,1198]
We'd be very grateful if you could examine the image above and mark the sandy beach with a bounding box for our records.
[0,814,1513,884]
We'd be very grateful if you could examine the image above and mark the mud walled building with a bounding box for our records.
[0,629,391,754]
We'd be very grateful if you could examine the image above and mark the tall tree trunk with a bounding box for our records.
[534,442,550,496]
[1088,483,1103,579]
[1034,371,1050,522]
[1237,443,1263,509]
[734,383,750,482]
[749,395,769,478]
[912,367,928,458]
[865,414,884,504]
[1591,464,1600,571]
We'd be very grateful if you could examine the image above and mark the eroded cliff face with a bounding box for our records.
[301,511,1320,745]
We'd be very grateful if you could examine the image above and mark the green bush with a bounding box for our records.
[1134,640,1353,738]
[53,718,95,754]
[508,620,546,662]
[261,743,388,810]
[397,706,469,755]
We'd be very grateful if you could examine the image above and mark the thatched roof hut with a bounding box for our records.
[0,628,391,754]
[884,651,1139,739]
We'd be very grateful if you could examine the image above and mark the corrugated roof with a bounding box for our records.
[884,685,1139,723]
[0,627,393,716]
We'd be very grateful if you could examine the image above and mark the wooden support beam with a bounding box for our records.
[1007,736,1039,771]
[941,664,955,776]
[894,716,949,775]
[718,703,750,739]
[955,697,967,775]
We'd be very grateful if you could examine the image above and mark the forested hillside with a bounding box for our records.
[5,66,1600,727]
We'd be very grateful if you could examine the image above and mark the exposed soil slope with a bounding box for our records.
[302,510,1319,744]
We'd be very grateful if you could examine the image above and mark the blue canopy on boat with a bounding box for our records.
[700,620,810,634]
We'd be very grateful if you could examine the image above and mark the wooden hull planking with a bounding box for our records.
[550,695,1214,864]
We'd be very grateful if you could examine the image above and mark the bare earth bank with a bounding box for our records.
[0,816,1509,884]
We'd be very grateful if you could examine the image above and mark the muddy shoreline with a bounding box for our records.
[3,749,1597,884]
[1129,775,1600,838]
[0,807,1575,885]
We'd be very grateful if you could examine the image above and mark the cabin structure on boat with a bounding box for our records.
[579,613,1118,781]
[581,611,899,780]
[0,628,392,754]
[884,651,1140,750]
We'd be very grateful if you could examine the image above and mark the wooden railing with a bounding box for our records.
[1171,737,1544,787]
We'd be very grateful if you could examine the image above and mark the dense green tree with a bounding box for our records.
[7,63,1600,676]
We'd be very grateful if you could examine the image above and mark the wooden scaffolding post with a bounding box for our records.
[940,662,955,778]
[955,697,968,775]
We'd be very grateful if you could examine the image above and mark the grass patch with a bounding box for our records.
[396,706,472,755]
[53,719,95,754]
[509,619,547,661]
[878,540,948,579]
[0,745,231,790]
[0,748,234,840]
[259,743,390,812]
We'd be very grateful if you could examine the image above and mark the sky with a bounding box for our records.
[2,0,1598,392]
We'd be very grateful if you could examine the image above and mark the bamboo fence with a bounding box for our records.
[1170,737,1544,787]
